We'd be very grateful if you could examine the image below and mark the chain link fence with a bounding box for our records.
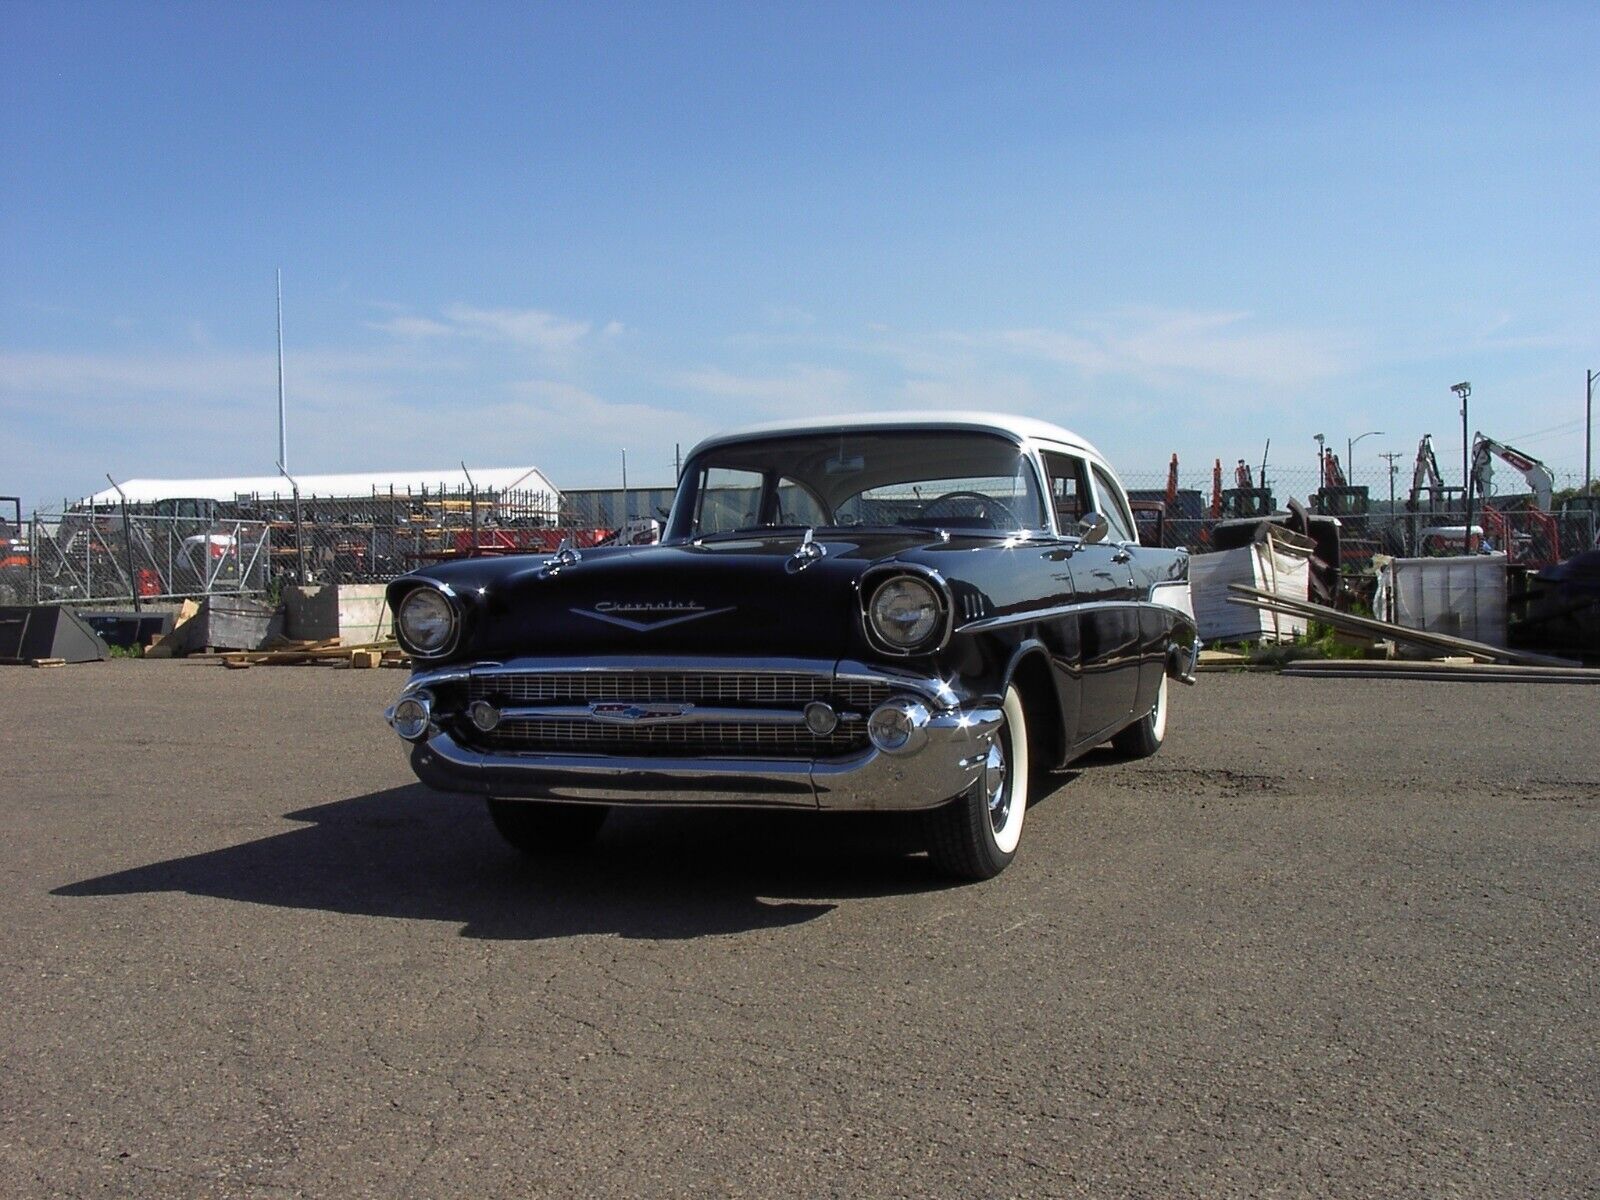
[6,467,1592,606]
[0,513,271,605]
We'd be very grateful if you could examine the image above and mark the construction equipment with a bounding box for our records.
[1406,434,1464,513]
[1313,452,1370,519]
[1470,432,1555,511]
[1221,458,1274,519]
[1470,433,1560,567]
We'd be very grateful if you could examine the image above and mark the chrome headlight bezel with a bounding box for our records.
[861,568,952,656]
[394,584,460,659]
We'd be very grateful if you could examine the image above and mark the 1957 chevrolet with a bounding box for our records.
[384,414,1198,879]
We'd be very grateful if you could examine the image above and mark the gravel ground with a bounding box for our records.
[0,660,1594,1198]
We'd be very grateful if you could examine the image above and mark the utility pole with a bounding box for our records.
[1380,451,1403,514]
[1587,368,1595,495]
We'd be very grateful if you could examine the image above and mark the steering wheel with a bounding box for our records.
[920,490,1020,528]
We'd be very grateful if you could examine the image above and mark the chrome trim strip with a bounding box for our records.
[569,605,736,632]
[957,598,1188,635]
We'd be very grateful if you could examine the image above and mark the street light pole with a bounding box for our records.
[1347,430,1384,488]
[1313,433,1326,504]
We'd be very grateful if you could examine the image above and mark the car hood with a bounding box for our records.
[392,530,965,662]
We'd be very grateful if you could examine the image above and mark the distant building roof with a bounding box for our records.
[83,466,559,507]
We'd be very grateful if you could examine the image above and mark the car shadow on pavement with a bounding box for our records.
[52,786,964,941]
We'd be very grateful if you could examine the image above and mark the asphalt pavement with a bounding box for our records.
[1,661,1594,1198]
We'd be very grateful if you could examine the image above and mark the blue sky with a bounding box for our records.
[3,2,1597,509]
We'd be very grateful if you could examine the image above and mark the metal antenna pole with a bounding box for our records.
[276,269,288,475]
[105,474,142,613]
[1452,382,1472,547]
[461,462,478,556]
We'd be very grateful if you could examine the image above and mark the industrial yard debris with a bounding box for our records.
[1226,583,1579,668]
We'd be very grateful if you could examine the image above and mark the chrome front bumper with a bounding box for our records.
[387,657,1002,812]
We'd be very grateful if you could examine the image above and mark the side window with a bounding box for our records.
[694,467,765,535]
[1091,464,1136,543]
[1041,451,1091,533]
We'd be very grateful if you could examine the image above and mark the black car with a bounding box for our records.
[385,414,1198,879]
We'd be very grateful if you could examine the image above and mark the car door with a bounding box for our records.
[1087,462,1156,725]
[1041,450,1139,744]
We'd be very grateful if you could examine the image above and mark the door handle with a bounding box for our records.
[1111,546,1132,563]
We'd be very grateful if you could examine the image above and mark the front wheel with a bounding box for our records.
[925,684,1030,881]
[1111,674,1168,759]
[486,799,609,856]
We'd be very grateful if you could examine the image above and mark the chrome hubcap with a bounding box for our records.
[984,734,1010,835]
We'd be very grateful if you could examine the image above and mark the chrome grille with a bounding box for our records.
[469,670,888,710]
[465,670,889,759]
[487,719,862,756]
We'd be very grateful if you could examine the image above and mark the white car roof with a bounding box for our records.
[688,411,1106,462]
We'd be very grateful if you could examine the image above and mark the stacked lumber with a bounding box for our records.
[216,637,408,669]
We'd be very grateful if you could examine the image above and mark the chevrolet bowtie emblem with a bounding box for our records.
[572,601,735,631]
[589,702,695,724]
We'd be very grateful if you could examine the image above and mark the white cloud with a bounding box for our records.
[675,365,855,409]
[959,309,1351,391]
[442,305,592,352]
[369,303,603,355]
[367,315,456,339]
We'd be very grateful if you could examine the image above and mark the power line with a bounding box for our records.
[1504,417,1584,443]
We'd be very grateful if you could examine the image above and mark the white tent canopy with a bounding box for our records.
[83,466,560,508]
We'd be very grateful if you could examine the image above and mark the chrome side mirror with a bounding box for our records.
[1076,511,1109,544]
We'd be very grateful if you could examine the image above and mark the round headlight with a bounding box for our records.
[397,587,457,655]
[868,576,943,650]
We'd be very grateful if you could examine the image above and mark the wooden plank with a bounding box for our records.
[1281,658,1600,679]
[1225,585,1579,668]
[1282,664,1600,685]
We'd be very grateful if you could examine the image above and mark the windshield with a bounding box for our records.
[667,430,1049,541]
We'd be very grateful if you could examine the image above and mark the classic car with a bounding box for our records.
[384,413,1199,879]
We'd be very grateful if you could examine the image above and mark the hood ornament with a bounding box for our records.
[786,527,826,574]
[542,535,582,576]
